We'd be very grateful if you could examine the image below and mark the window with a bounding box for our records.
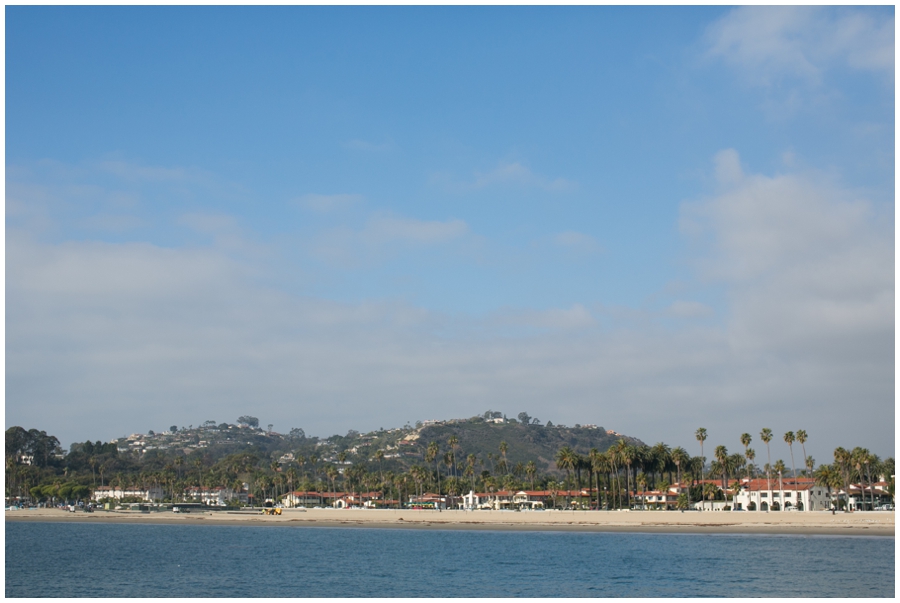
[785,492,792,497]
[761,493,768,498]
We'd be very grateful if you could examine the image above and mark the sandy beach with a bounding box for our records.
[6,507,894,536]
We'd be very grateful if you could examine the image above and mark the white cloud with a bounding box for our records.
[77,213,145,233]
[95,159,199,183]
[494,304,597,331]
[5,152,892,462]
[437,161,576,193]
[551,231,602,254]
[666,301,714,319]
[363,215,468,245]
[294,193,364,213]
[706,6,894,85]
[310,214,470,266]
[713,148,744,185]
[178,212,238,234]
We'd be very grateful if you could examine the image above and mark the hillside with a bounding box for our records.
[102,413,645,476]
[412,420,642,475]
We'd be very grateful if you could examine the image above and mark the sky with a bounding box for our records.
[5,6,895,466]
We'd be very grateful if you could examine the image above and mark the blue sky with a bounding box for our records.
[6,7,894,463]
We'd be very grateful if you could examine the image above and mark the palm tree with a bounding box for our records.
[448,436,459,479]
[650,442,671,490]
[760,428,773,500]
[784,431,797,485]
[814,464,839,510]
[374,449,385,483]
[308,455,319,485]
[833,447,852,512]
[466,454,477,494]
[695,428,707,510]
[591,450,612,510]
[426,442,440,494]
[555,447,576,501]
[774,460,786,510]
[805,456,815,477]
[669,446,688,507]
[796,430,808,475]
[714,445,728,501]
[525,461,537,492]
[745,449,756,508]
[499,441,509,478]
[851,447,869,511]
[739,433,751,473]
[621,445,637,510]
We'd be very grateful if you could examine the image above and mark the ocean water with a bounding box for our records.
[5,522,894,598]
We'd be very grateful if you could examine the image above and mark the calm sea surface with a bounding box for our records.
[5,521,894,597]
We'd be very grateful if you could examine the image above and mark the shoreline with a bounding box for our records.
[6,508,894,537]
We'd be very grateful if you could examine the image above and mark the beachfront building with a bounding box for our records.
[183,486,247,506]
[408,492,461,510]
[731,478,831,511]
[460,489,587,510]
[91,485,165,503]
[845,482,894,511]
[283,491,332,507]
[634,483,689,510]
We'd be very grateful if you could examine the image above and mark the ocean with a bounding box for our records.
[5,522,894,597]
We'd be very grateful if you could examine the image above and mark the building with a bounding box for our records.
[91,486,165,503]
[633,483,689,509]
[459,489,587,510]
[183,486,247,506]
[731,478,831,511]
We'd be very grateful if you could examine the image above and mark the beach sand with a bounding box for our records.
[6,507,894,536]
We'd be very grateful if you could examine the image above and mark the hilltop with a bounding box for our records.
[102,412,642,477]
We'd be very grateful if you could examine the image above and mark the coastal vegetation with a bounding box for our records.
[5,417,894,511]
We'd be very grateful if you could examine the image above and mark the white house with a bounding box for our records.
[732,478,831,511]
[184,486,246,506]
[92,486,164,503]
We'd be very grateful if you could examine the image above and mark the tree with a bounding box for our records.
[526,460,537,492]
[695,428,707,510]
[796,430,809,476]
[237,416,259,428]
[740,433,752,477]
[760,428,773,499]
[448,436,459,479]
[671,446,688,501]
[426,442,440,494]
[170,426,178,433]
[556,447,576,493]
[784,431,797,485]
[815,464,840,510]
[774,460,786,509]
[517,412,531,426]
[714,445,729,497]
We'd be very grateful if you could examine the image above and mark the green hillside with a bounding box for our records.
[411,419,642,476]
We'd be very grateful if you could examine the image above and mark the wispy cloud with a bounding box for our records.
[94,159,204,183]
[494,304,597,331]
[666,300,714,319]
[78,213,145,233]
[363,215,468,245]
[310,213,470,267]
[705,6,894,86]
[550,231,602,254]
[435,161,576,193]
[293,193,364,213]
